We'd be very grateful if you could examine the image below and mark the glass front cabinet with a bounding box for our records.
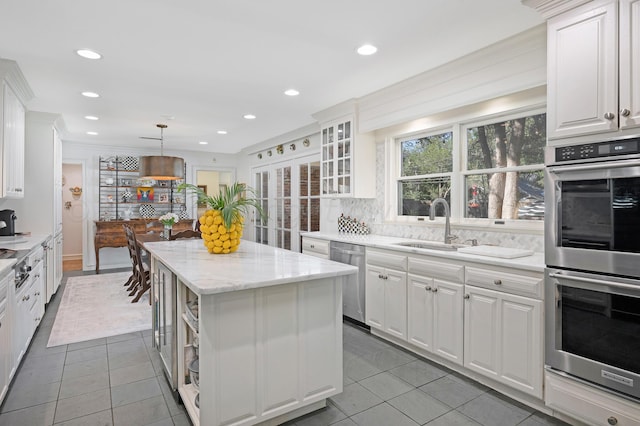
[320,116,375,198]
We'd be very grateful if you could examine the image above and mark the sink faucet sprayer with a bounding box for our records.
[429,198,457,244]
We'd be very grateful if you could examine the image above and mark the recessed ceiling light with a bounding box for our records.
[76,49,102,60]
[243,114,256,120]
[217,130,227,135]
[284,89,300,96]
[84,115,99,120]
[199,141,208,145]
[81,91,100,98]
[86,131,98,135]
[357,44,378,56]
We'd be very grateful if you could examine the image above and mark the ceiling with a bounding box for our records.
[0,0,543,154]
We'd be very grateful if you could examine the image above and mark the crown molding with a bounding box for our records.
[0,58,34,104]
[521,0,593,19]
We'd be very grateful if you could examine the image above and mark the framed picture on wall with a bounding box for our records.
[197,185,207,208]
[137,187,154,202]
[159,193,169,203]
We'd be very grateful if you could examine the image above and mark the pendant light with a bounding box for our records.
[139,124,185,180]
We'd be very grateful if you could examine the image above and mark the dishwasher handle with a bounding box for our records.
[332,248,364,257]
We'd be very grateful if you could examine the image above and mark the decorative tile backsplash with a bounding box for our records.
[335,142,544,252]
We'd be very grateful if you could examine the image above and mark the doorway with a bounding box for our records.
[190,168,234,219]
[62,163,84,271]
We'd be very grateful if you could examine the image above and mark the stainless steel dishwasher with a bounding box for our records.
[330,241,367,325]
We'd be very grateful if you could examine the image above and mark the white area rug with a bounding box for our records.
[47,272,151,347]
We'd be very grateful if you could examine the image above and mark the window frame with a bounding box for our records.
[386,106,546,232]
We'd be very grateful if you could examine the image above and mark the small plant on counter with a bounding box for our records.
[178,182,267,254]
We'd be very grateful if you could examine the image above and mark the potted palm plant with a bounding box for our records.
[179,182,266,254]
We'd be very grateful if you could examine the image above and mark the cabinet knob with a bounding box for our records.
[310,244,315,248]
[15,188,23,192]
[425,286,432,291]
[620,108,631,117]
[432,288,438,293]
[464,294,470,300]
[608,416,618,425]
[604,112,615,120]
[378,274,384,279]
[493,279,502,285]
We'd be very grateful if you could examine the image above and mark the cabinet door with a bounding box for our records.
[2,83,25,198]
[432,280,463,365]
[54,233,63,290]
[383,269,407,339]
[0,308,7,402]
[53,128,63,234]
[365,265,385,330]
[407,274,433,351]
[547,1,618,140]
[321,119,352,196]
[620,0,640,130]
[499,293,542,398]
[464,286,500,379]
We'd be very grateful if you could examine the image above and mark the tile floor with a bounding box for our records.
[0,270,570,426]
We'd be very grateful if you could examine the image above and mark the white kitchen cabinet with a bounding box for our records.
[545,369,640,426]
[365,249,407,339]
[301,236,330,259]
[0,271,10,403]
[315,103,376,198]
[21,112,64,292]
[1,81,25,198]
[407,255,465,365]
[463,284,543,398]
[546,0,640,142]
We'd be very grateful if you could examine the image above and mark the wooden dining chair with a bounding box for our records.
[123,224,151,303]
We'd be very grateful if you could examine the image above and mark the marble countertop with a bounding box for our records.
[302,232,545,273]
[144,239,358,296]
[0,234,50,276]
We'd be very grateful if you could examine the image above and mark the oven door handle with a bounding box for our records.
[549,272,640,291]
[548,158,640,173]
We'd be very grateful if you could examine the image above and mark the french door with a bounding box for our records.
[252,155,320,252]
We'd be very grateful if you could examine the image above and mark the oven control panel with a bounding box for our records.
[555,138,640,162]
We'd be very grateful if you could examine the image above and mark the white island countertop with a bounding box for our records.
[143,239,358,296]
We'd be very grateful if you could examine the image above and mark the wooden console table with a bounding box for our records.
[94,219,195,273]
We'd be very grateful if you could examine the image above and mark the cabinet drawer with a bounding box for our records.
[465,266,542,299]
[546,371,640,426]
[302,237,329,256]
[0,280,6,307]
[408,256,464,283]
[366,249,407,271]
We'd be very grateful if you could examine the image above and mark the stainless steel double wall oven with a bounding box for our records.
[544,137,640,400]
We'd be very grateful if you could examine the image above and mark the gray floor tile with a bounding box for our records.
[64,345,108,366]
[293,400,347,426]
[329,382,383,417]
[518,412,570,426]
[157,377,185,417]
[107,338,146,357]
[67,337,107,352]
[389,359,449,387]
[344,355,382,381]
[359,372,414,400]
[108,349,151,370]
[330,419,357,426]
[27,342,68,357]
[0,380,60,413]
[110,361,156,387]
[359,346,415,372]
[0,401,56,426]
[12,363,64,386]
[388,389,451,425]
[107,332,143,344]
[21,351,66,372]
[458,392,533,426]
[171,413,191,426]
[62,356,109,380]
[59,371,110,399]
[343,374,355,386]
[112,395,171,426]
[144,418,173,426]
[350,402,419,426]
[420,374,488,408]
[54,388,112,424]
[53,409,113,426]
[426,410,482,426]
[111,377,162,408]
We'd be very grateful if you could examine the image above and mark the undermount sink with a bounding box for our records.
[392,241,466,252]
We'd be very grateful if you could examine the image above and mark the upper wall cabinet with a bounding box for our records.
[314,102,376,198]
[546,0,640,143]
[0,60,33,199]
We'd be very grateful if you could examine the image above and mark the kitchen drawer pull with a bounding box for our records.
[608,416,618,425]
[464,294,470,300]
[425,286,432,292]
[432,287,438,293]
[604,112,615,120]
[493,279,502,285]
[620,108,631,117]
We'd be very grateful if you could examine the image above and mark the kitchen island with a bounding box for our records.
[143,239,357,426]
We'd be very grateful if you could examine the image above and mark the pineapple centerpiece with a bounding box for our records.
[179,182,265,254]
